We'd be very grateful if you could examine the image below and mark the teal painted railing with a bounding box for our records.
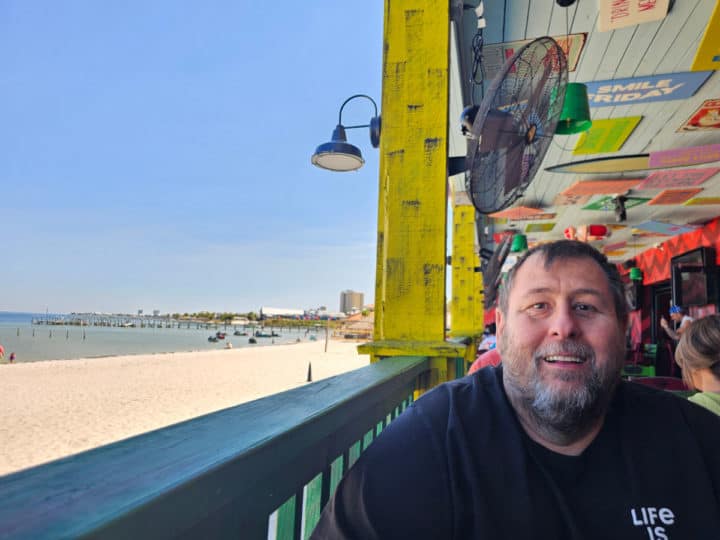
[0,356,431,539]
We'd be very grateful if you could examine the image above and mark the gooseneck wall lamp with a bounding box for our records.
[311,94,381,172]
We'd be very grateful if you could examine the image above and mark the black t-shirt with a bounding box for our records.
[312,367,720,539]
[522,399,649,540]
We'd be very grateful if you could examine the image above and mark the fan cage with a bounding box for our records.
[467,36,569,215]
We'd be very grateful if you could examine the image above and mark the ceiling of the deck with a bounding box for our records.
[450,0,720,262]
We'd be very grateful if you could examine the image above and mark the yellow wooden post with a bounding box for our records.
[360,0,456,385]
[449,193,484,371]
[449,194,484,339]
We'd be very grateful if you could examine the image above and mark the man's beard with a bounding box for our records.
[501,332,624,444]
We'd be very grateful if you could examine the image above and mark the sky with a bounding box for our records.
[1,1,384,314]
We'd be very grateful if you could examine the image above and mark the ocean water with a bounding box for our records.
[0,312,319,363]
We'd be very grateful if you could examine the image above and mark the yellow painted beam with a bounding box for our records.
[449,196,484,339]
[358,340,466,359]
[372,0,450,348]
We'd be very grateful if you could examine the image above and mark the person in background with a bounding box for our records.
[468,347,501,374]
[660,304,693,341]
[675,314,720,415]
[311,240,720,539]
[467,323,500,374]
[9,352,15,363]
[477,323,497,353]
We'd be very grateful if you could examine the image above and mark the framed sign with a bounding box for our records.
[677,99,720,132]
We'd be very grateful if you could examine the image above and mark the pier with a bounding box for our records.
[32,314,203,329]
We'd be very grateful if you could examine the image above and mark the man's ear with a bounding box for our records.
[495,309,505,343]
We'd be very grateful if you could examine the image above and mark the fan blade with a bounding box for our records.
[482,234,514,309]
[503,141,525,194]
[479,109,523,152]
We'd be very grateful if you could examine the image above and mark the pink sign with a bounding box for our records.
[636,168,720,189]
[649,144,720,168]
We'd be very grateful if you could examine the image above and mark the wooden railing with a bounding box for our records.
[0,357,431,539]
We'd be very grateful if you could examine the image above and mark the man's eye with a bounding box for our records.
[574,303,596,312]
[529,303,548,310]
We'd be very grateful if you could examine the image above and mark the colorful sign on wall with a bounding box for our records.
[649,143,720,168]
[635,168,720,189]
[584,72,712,107]
[647,189,703,205]
[685,197,720,206]
[489,206,545,219]
[582,196,649,211]
[483,33,587,79]
[553,192,592,206]
[598,0,670,32]
[634,221,699,236]
[677,99,720,132]
[562,178,642,196]
[525,223,555,233]
[573,117,642,154]
[691,0,720,71]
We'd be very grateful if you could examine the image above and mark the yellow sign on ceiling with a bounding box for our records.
[691,0,720,71]
[573,116,642,155]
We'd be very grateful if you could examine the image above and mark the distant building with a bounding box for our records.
[340,290,364,315]
[260,307,305,319]
[152,309,160,317]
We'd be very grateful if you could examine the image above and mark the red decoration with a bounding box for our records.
[564,224,611,242]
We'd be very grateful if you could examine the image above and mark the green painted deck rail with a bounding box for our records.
[0,356,431,539]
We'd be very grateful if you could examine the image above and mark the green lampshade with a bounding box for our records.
[510,233,528,253]
[555,83,592,135]
[629,267,643,281]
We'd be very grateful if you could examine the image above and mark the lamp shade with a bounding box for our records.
[311,125,365,172]
[510,233,528,253]
[629,267,643,281]
[555,83,592,135]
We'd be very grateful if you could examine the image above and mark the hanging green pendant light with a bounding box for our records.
[555,82,592,135]
[510,233,528,253]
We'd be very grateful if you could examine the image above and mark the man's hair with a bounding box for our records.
[497,239,628,323]
[675,314,720,388]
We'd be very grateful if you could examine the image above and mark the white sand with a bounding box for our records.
[0,340,369,476]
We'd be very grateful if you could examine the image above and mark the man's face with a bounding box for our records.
[497,252,627,437]
[670,312,683,323]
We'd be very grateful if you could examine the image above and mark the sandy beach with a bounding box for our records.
[0,340,369,476]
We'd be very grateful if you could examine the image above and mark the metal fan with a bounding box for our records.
[482,234,514,309]
[466,37,568,214]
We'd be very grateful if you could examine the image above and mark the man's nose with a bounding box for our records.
[549,303,579,339]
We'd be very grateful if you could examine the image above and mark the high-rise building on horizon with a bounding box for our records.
[339,290,364,314]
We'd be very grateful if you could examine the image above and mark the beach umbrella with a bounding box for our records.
[0,344,4,357]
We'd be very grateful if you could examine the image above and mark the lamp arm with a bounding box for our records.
[338,94,379,125]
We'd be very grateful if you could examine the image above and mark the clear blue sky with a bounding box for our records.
[1,1,384,314]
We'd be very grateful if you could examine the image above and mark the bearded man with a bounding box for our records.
[312,240,720,539]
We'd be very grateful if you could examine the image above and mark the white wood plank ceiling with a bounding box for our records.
[451,0,720,260]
